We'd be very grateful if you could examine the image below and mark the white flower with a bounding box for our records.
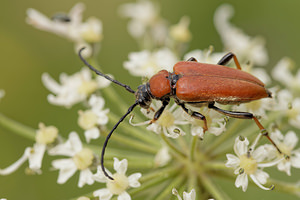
[267,130,300,176]
[272,57,300,93]
[169,16,192,43]
[172,188,196,200]
[130,102,189,138]
[42,68,110,108]
[119,0,158,37]
[214,4,268,66]
[0,123,58,175]
[26,3,103,57]
[0,89,5,101]
[225,136,279,192]
[154,146,171,167]
[124,48,178,78]
[274,90,300,129]
[78,95,109,142]
[187,106,226,138]
[49,132,95,187]
[93,158,141,200]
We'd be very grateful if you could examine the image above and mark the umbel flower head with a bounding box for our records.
[0,123,58,175]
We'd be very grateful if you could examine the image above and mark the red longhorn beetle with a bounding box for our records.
[78,48,283,180]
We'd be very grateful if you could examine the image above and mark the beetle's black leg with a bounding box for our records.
[150,98,170,124]
[217,52,242,70]
[178,103,208,132]
[187,57,198,62]
[208,102,283,154]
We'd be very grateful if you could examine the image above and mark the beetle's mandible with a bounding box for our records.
[78,48,283,180]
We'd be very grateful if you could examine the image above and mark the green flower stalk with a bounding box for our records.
[0,1,300,200]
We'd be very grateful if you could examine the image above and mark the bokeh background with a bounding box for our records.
[0,0,299,199]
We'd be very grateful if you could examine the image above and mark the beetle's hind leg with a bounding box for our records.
[217,52,242,70]
[208,102,283,155]
[177,103,208,133]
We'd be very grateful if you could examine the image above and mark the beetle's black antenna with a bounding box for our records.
[78,48,136,94]
[101,101,139,180]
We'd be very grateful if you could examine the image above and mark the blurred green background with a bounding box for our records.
[0,0,299,199]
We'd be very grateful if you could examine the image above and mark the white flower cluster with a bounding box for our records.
[26,3,103,57]
[226,132,300,192]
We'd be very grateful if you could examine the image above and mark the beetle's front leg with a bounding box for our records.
[149,98,170,124]
[177,103,208,133]
[217,52,242,70]
[208,102,283,155]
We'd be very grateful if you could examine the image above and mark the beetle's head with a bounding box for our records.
[135,84,153,109]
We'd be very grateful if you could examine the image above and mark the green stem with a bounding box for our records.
[101,86,135,115]
[160,133,186,158]
[189,136,198,161]
[111,133,157,154]
[130,166,181,196]
[109,112,159,147]
[212,112,281,157]
[268,178,300,197]
[205,119,241,154]
[198,173,230,200]
[0,113,36,141]
[105,156,153,168]
[202,161,228,171]
[140,165,181,183]
[155,174,185,200]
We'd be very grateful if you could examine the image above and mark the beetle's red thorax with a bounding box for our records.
[173,61,270,103]
[149,70,171,98]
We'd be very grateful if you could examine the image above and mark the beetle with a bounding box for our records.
[78,48,283,180]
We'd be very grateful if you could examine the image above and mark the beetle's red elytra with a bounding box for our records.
[149,61,271,103]
[78,48,284,180]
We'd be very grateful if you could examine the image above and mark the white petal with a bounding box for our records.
[154,147,171,167]
[68,3,85,25]
[183,189,196,200]
[128,173,142,188]
[118,191,131,200]
[48,131,82,156]
[277,160,291,176]
[114,158,128,175]
[89,95,105,109]
[0,147,31,175]
[93,166,112,183]
[284,131,298,149]
[96,109,110,125]
[252,145,268,162]
[52,159,77,184]
[84,128,100,143]
[235,173,248,192]
[234,137,249,157]
[78,169,94,187]
[28,143,46,170]
[93,188,113,200]
[41,73,61,94]
[249,173,272,191]
[225,154,240,168]
[253,170,269,184]
[208,121,226,136]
